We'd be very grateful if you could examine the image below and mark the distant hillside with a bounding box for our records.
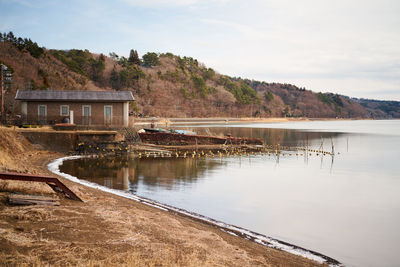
[240,79,369,118]
[1,31,399,119]
[354,99,400,118]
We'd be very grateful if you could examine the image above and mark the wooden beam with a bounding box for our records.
[0,172,83,202]
[9,193,60,206]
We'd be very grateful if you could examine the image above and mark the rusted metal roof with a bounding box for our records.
[15,90,134,102]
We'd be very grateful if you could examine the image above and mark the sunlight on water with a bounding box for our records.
[60,120,400,267]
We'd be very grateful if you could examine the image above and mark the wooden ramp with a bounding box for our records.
[0,172,83,202]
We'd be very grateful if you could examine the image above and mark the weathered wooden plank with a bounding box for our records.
[9,194,60,206]
[9,194,56,201]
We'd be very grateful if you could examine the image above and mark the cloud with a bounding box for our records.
[201,18,266,40]
[195,0,400,99]
[122,0,230,8]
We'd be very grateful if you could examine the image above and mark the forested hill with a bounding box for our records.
[240,79,400,118]
[1,32,399,119]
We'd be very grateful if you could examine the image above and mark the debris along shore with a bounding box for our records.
[73,127,334,158]
[0,126,337,266]
[138,127,264,146]
[76,141,335,159]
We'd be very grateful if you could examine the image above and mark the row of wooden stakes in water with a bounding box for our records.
[77,143,128,153]
[76,143,335,157]
[134,149,335,159]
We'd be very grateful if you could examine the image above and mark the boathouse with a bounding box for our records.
[15,90,134,127]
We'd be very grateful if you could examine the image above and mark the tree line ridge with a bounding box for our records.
[1,31,399,119]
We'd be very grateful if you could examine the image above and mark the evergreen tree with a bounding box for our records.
[88,56,105,82]
[128,49,141,65]
[118,56,128,67]
[6,31,16,43]
[16,37,24,51]
[142,52,160,67]
[110,66,120,90]
[99,53,106,62]
[109,52,119,61]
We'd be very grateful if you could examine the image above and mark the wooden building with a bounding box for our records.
[15,90,134,127]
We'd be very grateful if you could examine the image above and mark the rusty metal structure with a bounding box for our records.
[0,172,82,202]
[139,131,264,146]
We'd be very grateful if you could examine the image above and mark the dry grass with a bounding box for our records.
[0,126,60,175]
[0,247,219,267]
[0,185,326,267]
[0,180,54,195]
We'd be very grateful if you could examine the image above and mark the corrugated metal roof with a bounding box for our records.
[15,90,134,102]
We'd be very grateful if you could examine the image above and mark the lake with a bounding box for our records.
[59,120,400,267]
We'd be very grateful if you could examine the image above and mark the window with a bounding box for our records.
[104,105,113,125]
[82,105,91,116]
[38,105,47,117]
[82,105,91,125]
[38,105,47,124]
[60,105,69,116]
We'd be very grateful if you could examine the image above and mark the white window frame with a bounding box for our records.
[38,105,47,124]
[38,105,47,117]
[82,105,91,116]
[104,105,113,124]
[60,105,70,116]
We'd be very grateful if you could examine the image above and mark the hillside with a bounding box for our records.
[1,32,399,120]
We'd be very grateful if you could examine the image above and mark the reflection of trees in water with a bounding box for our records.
[60,157,129,180]
[132,158,225,190]
[60,128,344,192]
[191,127,343,148]
[60,157,130,190]
[60,156,226,192]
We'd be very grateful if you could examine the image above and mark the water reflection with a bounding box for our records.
[192,127,341,172]
[60,157,227,193]
[182,126,344,148]
[61,132,340,193]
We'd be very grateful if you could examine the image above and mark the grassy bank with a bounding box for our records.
[0,126,327,266]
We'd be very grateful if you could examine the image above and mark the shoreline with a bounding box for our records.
[0,125,338,266]
[133,116,372,127]
[48,155,341,266]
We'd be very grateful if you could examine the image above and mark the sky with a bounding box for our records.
[0,0,399,100]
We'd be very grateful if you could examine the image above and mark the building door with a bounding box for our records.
[82,105,91,125]
[38,105,47,124]
[104,105,112,125]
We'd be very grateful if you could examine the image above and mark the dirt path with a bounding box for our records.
[0,127,328,266]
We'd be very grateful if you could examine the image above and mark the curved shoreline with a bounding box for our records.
[48,155,342,267]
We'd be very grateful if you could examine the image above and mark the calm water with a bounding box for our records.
[60,120,400,267]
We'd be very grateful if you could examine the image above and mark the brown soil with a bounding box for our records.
[0,127,327,266]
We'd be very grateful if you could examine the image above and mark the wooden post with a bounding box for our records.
[1,64,4,124]
[70,110,74,124]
